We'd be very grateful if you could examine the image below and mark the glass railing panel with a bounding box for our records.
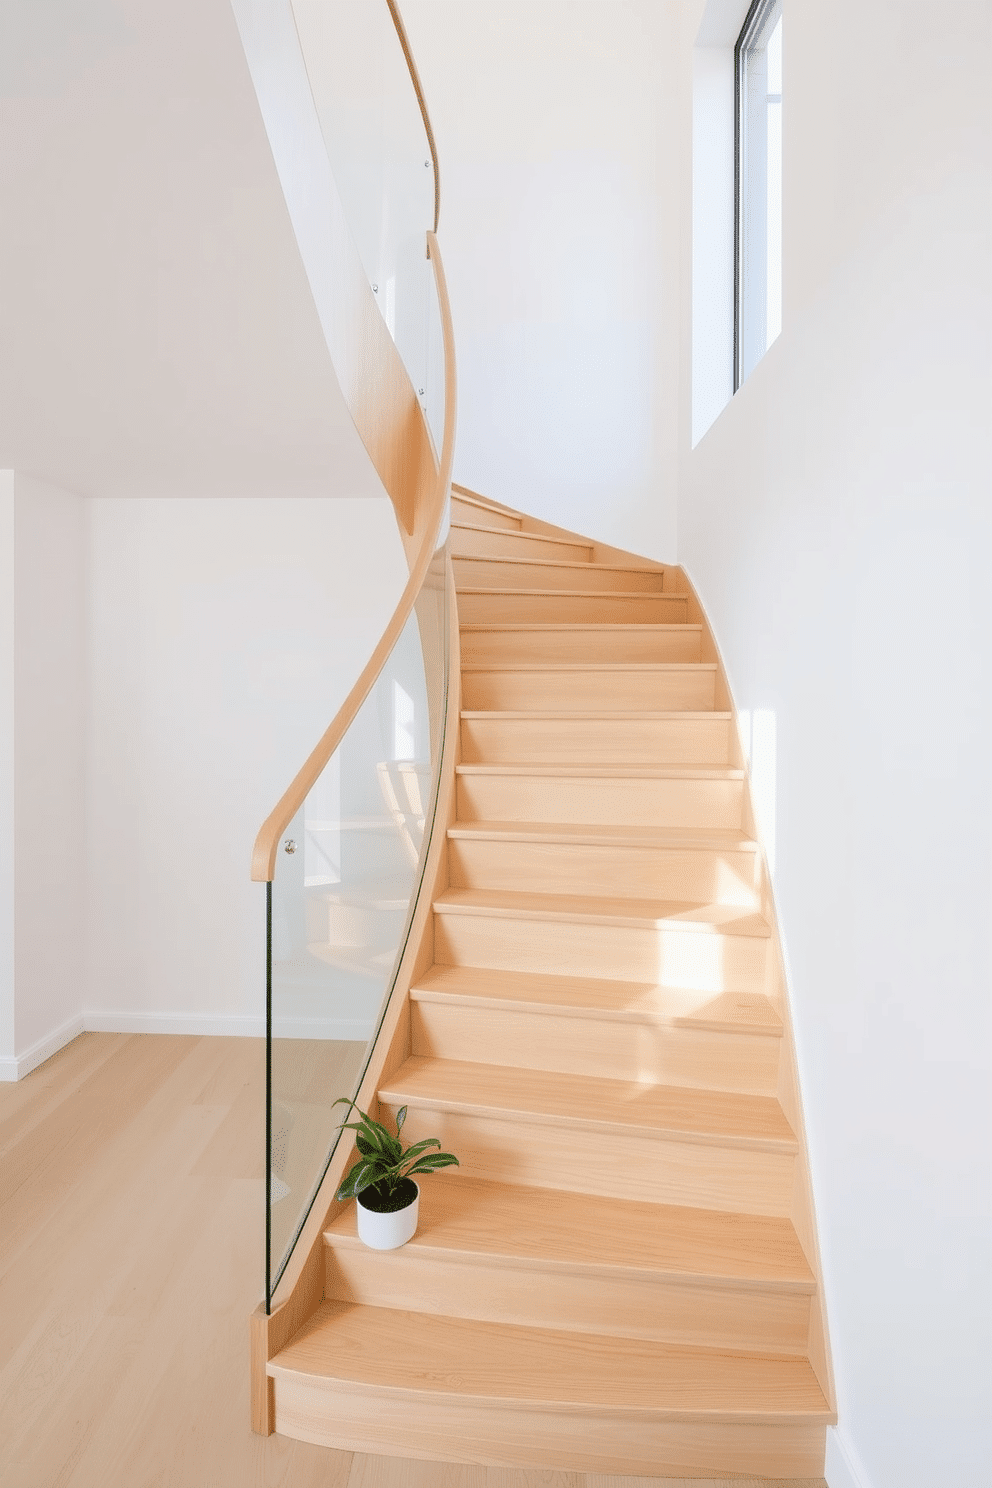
[291,0,436,418]
[267,540,450,1303]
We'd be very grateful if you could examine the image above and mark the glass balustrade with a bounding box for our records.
[266,545,450,1302]
[249,0,455,1311]
[292,0,438,430]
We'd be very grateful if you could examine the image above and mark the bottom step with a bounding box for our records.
[270,1300,833,1477]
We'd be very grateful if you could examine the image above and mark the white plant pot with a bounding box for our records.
[355,1182,419,1250]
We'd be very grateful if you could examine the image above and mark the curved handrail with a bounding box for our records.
[385,0,440,234]
[251,229,456,883]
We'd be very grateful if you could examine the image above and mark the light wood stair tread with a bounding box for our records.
[461,661,715,672]
[412,966,783,1033]
[271,1301,832,1421]
[456,762,743,779]
[434,887,770,937]
[325,1175,814,1289]
[460,623,702,633]
[452,521,593,552]
[452,486,520,516]
[457,585,687,599]
[461,669,716,681]
[447,821,757,850]
[379,1057,797,1149]
[456,554,667,577]
[461,709,731,720]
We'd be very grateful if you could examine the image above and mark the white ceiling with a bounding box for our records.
[0,0,383,499]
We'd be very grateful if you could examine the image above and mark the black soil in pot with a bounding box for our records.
[357,1178,418,1214]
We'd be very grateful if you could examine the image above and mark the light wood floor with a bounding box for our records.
[0,1032,826,1488]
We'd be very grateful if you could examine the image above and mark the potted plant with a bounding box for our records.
[333,1098,459,1250]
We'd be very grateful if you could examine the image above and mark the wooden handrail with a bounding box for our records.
[251,230,456,883]
[385,0,440,234]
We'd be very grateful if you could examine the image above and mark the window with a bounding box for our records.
[735,0,782,388]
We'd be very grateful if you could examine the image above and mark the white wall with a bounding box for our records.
[0,0,379,504]
[0,474,89,1080]
[85,495,408,1035]
[402,0,680,561]
[2,487,411,1067]
[12,476,89,1067]
[677,1,992,1483]
[0,473,15,1071]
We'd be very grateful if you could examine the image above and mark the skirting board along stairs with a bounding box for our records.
[261,485,837,1479]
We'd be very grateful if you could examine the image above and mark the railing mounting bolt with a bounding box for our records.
[283,839,297,855]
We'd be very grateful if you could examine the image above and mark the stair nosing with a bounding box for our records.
[325,1236,817,1313]
[326,1242,816,1316]
[451,486,521,513]
[455,554,668,576]
[269,1303,835,1424]
[446,820,758,850]
[460,661,717,673]
[457,586,688,599]
[433,888,771,938]
[455,763,744,778]
[380,1059,795,1153]
[459,623,702,632]
[409,982,781,1036]
[461,710,731,720]
[412,968,783,1036]
[377,1093,796,1153]
[324,1197,814,1295]
[452,521,594,552]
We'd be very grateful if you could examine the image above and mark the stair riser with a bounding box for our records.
[461,669,716,712]
[381,1104,795,1215]
[448,837,760,906]
[451,497,521,531]
[434,911,768,992]
[452,527,593,564]
[456,774,744,829]
[325,1243,811,1354]
[454,556,666,594]
[411,1001,780,1094]
[271,1378,827,1477]
[460,627,702,665]
[306,898,407,949]
[461,715,732,765]
[457,591,687,625]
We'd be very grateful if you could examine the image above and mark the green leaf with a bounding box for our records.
[337,1122,382,1161]
[394,1137,441,1163]
[358,1111,404,1163]
[351,1165,383,1196]
[395,1105,408,1133]
[402,1152,460,1178]
[336,1158,381,1200]
[339,1113,397,1162]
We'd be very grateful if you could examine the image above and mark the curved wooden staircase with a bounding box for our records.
[264,486,836,1479]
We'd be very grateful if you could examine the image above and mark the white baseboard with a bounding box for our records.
[84,1010,267,1038]
[1,1012,373,1080]
[827,1426,873,1488]
[272,1016,373,1041]
[84,1011,372,1040]
[0,1013,85,1081]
